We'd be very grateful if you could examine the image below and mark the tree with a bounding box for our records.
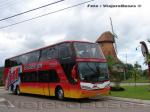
[106,56,124,90]
[106,55,115,73]
[132,62,143,86]
[126,63,134,70]
[124,63,134,79]
[143,69,149,79]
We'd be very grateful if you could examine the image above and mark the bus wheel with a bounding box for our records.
[56,88,64,100]
[15,86,20,95]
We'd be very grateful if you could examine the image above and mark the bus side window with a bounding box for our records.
[20,73,25,82]
[27,51,40,63]
[40,49,48,61]
[9,58,18,66]
[5,59,10,68]
[49,70,59,82]
[59,43,72,59]
[47,47,58,59]
[20,72,37,82]
[38,71,50,82]
[20,55,28,64]
[38,70,59,82]
[40,46,59,61]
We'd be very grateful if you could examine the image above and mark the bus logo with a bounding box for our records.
[93,84,98,88]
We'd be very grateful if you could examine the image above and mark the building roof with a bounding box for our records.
[96,31,115,43]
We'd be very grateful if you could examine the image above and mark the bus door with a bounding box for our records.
[29,71,43,95]
[42,82,50,96]
[38,70,50,96]
[48,70,60,96]
[39,69,60,96]
[69,64,80,98]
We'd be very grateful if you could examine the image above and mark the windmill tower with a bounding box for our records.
[96,31,120,63]
[96,18,120,63]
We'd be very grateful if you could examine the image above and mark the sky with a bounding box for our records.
[0,0,150,69]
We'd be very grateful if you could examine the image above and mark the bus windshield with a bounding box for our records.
[78,62,109,83]
[74,42,104,58]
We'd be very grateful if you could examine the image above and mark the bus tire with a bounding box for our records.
[56,87,64,100]
[15,86,20,95]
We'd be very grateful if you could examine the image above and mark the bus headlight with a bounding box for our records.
[104,83,110,88]
[81,85,92,90]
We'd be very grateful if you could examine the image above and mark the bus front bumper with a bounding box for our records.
[79,87,110,98]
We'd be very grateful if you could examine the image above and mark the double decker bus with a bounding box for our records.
[3,41,110,99]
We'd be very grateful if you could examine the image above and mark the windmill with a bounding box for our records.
[110,17,118,54]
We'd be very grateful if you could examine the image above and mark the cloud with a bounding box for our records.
[0,0,149,69]
[43,34,66,45]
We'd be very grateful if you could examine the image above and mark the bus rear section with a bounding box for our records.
[3,41,110,99]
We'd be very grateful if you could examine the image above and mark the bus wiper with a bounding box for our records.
[86,62,98,75]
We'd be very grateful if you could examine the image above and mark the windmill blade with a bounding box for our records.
[110,17,118,54]
[112,33,118,54]
[114,40,118,54]
[110,18,118,38]
[110,17,114,33]
[113,32,118,38]
[113,34,118,54]
[110,17,118,38]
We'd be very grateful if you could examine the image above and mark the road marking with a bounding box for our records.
[0,98,15,108]
[0,98,5,102]
[7,100,15,107]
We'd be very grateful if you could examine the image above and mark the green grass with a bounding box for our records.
[122,78,149,83]
[111,85,150,100]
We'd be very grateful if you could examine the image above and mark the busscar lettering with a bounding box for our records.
[49,62,58,67]
[24,63,43,71]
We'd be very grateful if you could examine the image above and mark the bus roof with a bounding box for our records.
[7,40,96,60]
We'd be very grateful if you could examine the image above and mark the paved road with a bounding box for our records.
[0,88,150,112]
